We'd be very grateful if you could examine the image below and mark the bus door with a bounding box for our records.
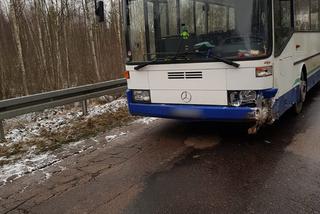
[146,0,156,60]
[274,0,295,97]
[145,0,171,60]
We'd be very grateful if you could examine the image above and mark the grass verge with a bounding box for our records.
[0,107,136,165]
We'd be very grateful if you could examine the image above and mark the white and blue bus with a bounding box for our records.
[122,0,320,133]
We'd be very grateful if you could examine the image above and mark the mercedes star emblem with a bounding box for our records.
[181,91,192,103]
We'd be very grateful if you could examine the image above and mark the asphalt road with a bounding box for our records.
[1,85,320,214]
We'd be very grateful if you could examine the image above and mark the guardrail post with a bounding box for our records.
[81,100,88,116]
[0,120,5,142]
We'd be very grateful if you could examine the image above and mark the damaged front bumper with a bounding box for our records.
[127,89,278,125]
[129,102,258,121]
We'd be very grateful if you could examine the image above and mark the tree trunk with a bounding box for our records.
[54,0,63,88]
[42,0,55,89]
[10,0,29,95]
[34,0,50,89]
[118,0,125,65]
[62,0,71,87]
[84,0,101,81]
[0,3,6,99]
[0,48,5,99]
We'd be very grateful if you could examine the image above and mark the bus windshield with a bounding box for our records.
[125,0,272,64]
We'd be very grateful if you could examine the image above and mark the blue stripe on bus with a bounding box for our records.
[261,88,278,98]
[273,67,320,118]
[307,66,320,91]
[128,102,255,121]
[272,86,300,118]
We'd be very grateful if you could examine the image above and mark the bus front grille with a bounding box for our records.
[168,72,202,79]
[168,72,184,79]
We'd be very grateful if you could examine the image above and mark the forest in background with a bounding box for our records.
[0,0,124,100]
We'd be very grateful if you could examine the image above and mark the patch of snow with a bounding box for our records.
[88,98,127,116]
[0,152,58,185]
[105,135,118,143]
[90,138,99,143]
[69,140,85,147]
[19,185,29,193]
[119,132,127,136]
[134,117,158,125]
[105,131,128,143]
[44,172,52,180]
[59,166,67,171]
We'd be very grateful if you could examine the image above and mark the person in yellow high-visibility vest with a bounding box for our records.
[180,24,190,40]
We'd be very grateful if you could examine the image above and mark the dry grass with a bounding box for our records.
[0,144,26,158]
[0,145,26,167]
[4,119,32,132]
[29,107,133,152]
[0,107,136,165]
[0,146,9,157]
[0,159,10,166]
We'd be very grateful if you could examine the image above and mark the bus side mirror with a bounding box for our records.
[95,0,105,22]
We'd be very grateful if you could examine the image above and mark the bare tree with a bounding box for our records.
[0,45,5,99]
[61,0,71,87]
[53,0,63,87]
[34,0,50,89]
[83,0,101,81]
[43,0,56,88]
[10,0,29,95]
[0,3,6,98]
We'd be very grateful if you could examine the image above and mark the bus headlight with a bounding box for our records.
[256,66,273,77]
[133,90,151,103]
[229,91,241,107]
[229,90,257,107]
[240,90,257,104]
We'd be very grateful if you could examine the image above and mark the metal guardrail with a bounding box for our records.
[0,78,127,141]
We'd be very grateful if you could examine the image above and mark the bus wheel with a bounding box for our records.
[293,73,307,114]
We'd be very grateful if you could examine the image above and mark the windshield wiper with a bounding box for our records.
[134,52,240,70]
[210,55,240,68]
[134,57,179,70]
[134,61,152,70]
[134,59,159,70]
[174,51,240,68]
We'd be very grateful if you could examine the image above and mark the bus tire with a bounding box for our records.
[293,72,307,114]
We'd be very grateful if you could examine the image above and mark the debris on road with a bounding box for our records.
[184,135,220,150]
[264,140,272,144]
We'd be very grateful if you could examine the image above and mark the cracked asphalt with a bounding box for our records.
[1,85,320,214]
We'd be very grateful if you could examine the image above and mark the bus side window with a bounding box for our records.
[274,0,293,57]
[128,0,147,61]
[180,0,195,34]
[310,0,319,31]
[295,0,310,31]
